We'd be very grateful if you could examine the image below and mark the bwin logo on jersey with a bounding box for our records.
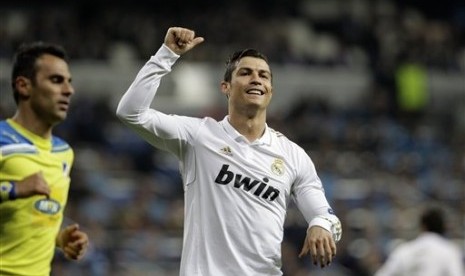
[34,198,61,215]
[214,164,280,201]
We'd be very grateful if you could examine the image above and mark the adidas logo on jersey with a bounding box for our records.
[214,164,280,201]
[220,146,233,156]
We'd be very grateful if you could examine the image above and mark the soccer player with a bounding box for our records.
[0,42,89,275]
[116,27,342,275]
[375,206,464,276]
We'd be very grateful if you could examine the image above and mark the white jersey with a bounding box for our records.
[117,45,342,276]
[375,233,464,276]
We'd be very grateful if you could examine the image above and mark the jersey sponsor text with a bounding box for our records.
[214,164,280,201]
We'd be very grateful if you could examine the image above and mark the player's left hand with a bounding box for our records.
[299,226,337,268]
[56,223,89,261]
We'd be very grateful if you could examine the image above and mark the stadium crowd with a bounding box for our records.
[1,0,464,275]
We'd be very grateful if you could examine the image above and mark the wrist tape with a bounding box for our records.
[0,181,16,202]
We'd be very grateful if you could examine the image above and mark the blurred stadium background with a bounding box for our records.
[1,0,464,275]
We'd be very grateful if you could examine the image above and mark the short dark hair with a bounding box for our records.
[223,48,270,82]
[420,207,445,235]
[11,42,68,103]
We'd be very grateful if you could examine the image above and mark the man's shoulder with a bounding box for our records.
[0,120,13,134]
[169,114,216,124]
[0,120,29,146]
[51,135,71,153]
[0,120,71,151]
[269,127,287,139]
[269,127,306,153]
[394,234,445,254]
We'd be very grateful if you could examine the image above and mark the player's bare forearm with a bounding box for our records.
[0,172,50,203]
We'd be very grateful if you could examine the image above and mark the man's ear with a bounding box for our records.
[220,81,230,99]
[14,76,32,98]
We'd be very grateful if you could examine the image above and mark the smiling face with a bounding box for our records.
[16,53,75,126]
[221,56,273,114]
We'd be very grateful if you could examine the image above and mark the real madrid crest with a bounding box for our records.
[271,158,285,176]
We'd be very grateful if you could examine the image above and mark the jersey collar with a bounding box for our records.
[6,119,52,150]
[220,116,272,146]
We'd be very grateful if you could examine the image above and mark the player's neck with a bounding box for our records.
[12,110,53,139]
[228,112,266,142]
